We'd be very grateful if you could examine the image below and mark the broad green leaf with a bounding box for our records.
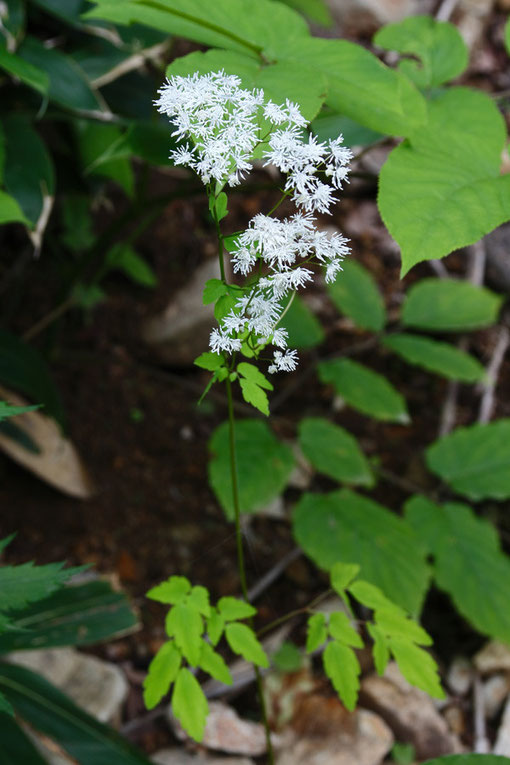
[208,419,294,519]
[0,580,138,652]
[207,609,225,646]
[2,115,55,225]
[0,402,37,422]
[330,562,360,594]
[0,713,49,762]
[280,294,325,350]
[143,641,181,709]
[85,0,309,58]
[328,612,363,648]
[426,420,510,500]
[402,279,502,332]
[0,191,29,226]
[199,641,232,685]
[203,278,228,305]
[279,0,332,26]
[311,112,383,147]
[406,496,510,644]
[327,260,386,332]
[147,576,191,604]
[306,612,327,652]
[166,605,203,666]
[382,333,485,382]
[293,490,429,614]
[172,668,208,742]
[389,638,444,698]
[379,88,510,274]
[0,662,153,764]
[367,623,390,676]
[323,640,360,711]
[187,586,210,617]
[237,363,273,390]
[374,16,468,89]
[75,122,134,196]
[0,561,79,613]
[217,596,256,621]
[0,46,48,93]
[225,622,269,667]
[239,378,270,416]
[17,37,102,112]
[424,757,510,764]
[195,352,225,371]
[318,358,409,424]
[299,417,374,487]
[277,36,426,137]
[105,244,156,286]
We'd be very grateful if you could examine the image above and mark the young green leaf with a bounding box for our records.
[328,612,363,648]
[237,363,273,390]
[166,605,203,666]
[217,596,256,621]
[367,623,390,676]
[389,638,444,699]
[318,359,410,424]
[331,562,360,594]
[239,378,270,416]
[143,641,181,709]
[382,333,485,382]
[147,576,191,605]
[326,260,386,332]
[171,668,209,742]
[199,641,232,685]
[214,192,228,221]
[194,352,225,372]
[299,418,374,487]
[0,191,29,226]
[376,609,432,646]
[225,623,269,668]
[186,586,211,617]
[348,580,395,612]
[203,278,228,305]
[323,641,360,711]
[306,612,328,653]
[207,608,225,646]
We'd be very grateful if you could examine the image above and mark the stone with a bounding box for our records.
[494,695,510,754]
[483,674,510,719]
[360,662,462,759]
[474,641,510,674]
[326,0,418,29]
[152,750,254,765]
[9,647,128,724]
[447,657,473,696]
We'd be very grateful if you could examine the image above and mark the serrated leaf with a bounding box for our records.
[0,562,78,613]
[237,363,273,391]
[214,293,238,322]
[187,586,210,617]
[323,640,360,711]
[299,417,374,487]
[293,490,429,614]
[207,609,225,646]
[367,623,390,676]
[280,294,325,349]
[208,419,294,520]
[382,333,485,382]
[426,420,510,500]
[389,638,444,699]
[374,16,468,89]
[327,260,386,332]
[147,576,191,605]
[379,88,510,274]
[143,641,181,709]
[172,667,208,742]
[199,641,232,685]
[195,352,225,371]
[376,609,432,646]
[348,580,395,612]
[406,496,510,644]
[331,562,360,594]
[239,378,270,416]
[217,596,256,621]
[329,612,363,648]
[225,622,269,668]
[203,278,228,305]
[166,606,203,666]
[402,279,502,332]
[306,612,328,653]
[318,359,409,424]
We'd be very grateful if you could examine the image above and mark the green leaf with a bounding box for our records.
[326,260,386,332]
[299,417,374,487]
[105,244,156,287]
[0,190,28,226]
[382,333,485,382]
[17,37,102,112]
[406,496,510,644]
[75,121,134,195]
[0,580,138,652]
[279,0,332,26]
[30,0,84,24]
[323,640,360,711]
[237,363,273,390]
[348,580,395,612]
[0,662,153,764]
[186,586,210,617]
[330,562,360,594]
[426,420,510,500]
[225,622,269,668]
[293,489,429,614]
[217,596,256,621]
[306,612,327,653]
[171,668,208,742]
[272,641,303,672]
[0,713,49,763]
[147,576,191,604]
[127,120,178,166]
[195,352,225,371]
[208,419,294,520]
[2,0,25,41]
[166,605,203,666]
[505,17,510,56]
[214,192,228,221]
[203,278,228,305]
[143,641,181,709]
[280,294,325,350]
[207,609,225,647]
[0,402,37,423]
[423,756,510,764]
[367,623,390,676]
[198,641,232,685]
[374,16,468,89]
[378,87,510,274]
[60,196,95,252]
[376,608,432,646]
[318,358,409,424]
[0,561,77,613]
[239,378,270,416]
[0,689,14,716]
[402,278,502,332]
[2,115,55,226]
[0,46,48,93]
[328,612,363,648]
[389,638,444,699]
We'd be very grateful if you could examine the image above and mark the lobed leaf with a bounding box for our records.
[143,641,181,709]
[306,612,327,653]
[328,611,363,648]
[147,576,191,605]
[217,596,256,621]
[166,605,203,666]
[389,638,444,699]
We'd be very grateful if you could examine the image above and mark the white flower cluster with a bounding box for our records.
[156,70,352,374]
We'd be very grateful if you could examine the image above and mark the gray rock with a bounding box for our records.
[326,0,418,28]
[152,750,254,765]
[474,641,510,675]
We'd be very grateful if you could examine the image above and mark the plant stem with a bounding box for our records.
[225,375,274,765]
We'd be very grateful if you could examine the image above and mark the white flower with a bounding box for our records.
[268,349,299,373]
[210,328,243,354]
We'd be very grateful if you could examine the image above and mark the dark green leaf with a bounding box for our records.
[280,294,325,349]
[423,757,510,764]
[382,333,485,382]
[0,191,29,226]
[279,0,332,26]
[105,244,156,286]
[0,713,48,762]
[0,46,48,93]
[299,417,374,487]
[0,401,38,423]
[272,641,303,672]
[311,112,383,147]
[75,121,134,195]
[327,260,386,332]
[0,562,78,613]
